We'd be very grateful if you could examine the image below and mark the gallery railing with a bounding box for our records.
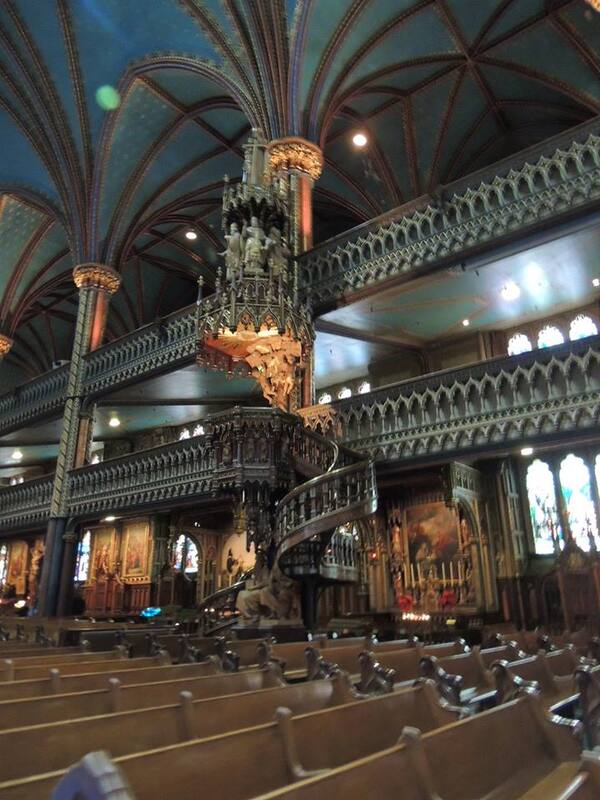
[301,334,600,462]
[0,364,68,436]
[82,304,197,396]
[0,476,54,531]
[298,120,600,309]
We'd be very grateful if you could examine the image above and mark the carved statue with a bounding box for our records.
[219,222,244,282]
[245,336,302,411]
[27,540,45,608]
[265,226,290,280]
[242,216,267,276]
[236,551,300,623]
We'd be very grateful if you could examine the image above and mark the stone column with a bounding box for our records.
[37,264,121,617]
[267,137,323,407]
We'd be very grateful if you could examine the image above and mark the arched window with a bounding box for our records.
[507,333,532,356]
[193,424,205,436]
[338,387,352,399]
[74,530,91,583]
[537,325,564,349]
[569,314,597,341]
[179,428,190,440]
[0,544,8,587]
[358,381,371,394]
[318,393,332,405]
[559,454,598,551]
[526,460,562,554]
[173,534,199,574]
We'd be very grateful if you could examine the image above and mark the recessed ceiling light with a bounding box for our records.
[520,447,534,457]
[103,515,116,522]
[462,319,470,327]
[11,449,23,461]
[501,281,521,302]
[185,230,197,241]
[593,278,600,288]
[352,132,368,148]
[108,416,120,428]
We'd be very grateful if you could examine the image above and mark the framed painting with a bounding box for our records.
[8,540,28,595]
[91,528,114,578]
[123,522,149,578]
[405,502,460,566]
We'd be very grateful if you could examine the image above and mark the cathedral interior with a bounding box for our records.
[1,1,600,797]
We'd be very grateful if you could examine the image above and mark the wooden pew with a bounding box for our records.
[0,661,288,730]
[0,653,170,683]
[493,652,580,716]
[5,681,457,800]
[419,651,496,710]
[476,642,527,668]
[243,694,582,800]
[0,659,221,702]
[574,663,600,748]
[1,647,125,670]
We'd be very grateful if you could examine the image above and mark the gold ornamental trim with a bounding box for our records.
[0,333,13,358]
[73,263,121,294]
[267,137,323,181]
[585,0,600,10]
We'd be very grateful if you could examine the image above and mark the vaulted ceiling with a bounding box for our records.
[0,0,598,386]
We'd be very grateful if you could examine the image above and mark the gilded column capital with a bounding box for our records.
[73,263,121,294]
[0,333,13,358]
[267,137,323,181]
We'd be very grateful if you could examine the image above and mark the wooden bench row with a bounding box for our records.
[50,692,600,800]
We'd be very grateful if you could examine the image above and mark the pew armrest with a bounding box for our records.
[491,659,541,705]
[357,651,395,695]
[419,655,463,709]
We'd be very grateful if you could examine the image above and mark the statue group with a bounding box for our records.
[220,217,290,282]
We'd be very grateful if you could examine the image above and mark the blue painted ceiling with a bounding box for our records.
[0,0,597,384]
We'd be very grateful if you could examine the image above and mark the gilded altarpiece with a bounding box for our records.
[7,540,28,596]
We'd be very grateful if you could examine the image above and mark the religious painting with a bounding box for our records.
[8,540,28,595]
[123,522,149,578]
[91,528,114,579]
[405,502,460,567]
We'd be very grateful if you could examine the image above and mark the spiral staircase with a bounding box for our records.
[198,426,377,633]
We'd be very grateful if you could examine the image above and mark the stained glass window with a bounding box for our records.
[185,539,199,574]
[559,454,598,551]
[507,333,532,356]
[75,530,91,583]
[338,387,352,399]
[358,382,371,394]
[318,393,332,404]
[537,325,564,349]
[173,534,199,574]
[526,460,562,554]
[0,544,8,587]
[569,314,597,341]
[173,534,185,570]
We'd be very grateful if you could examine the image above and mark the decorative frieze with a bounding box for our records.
[0,333,13,359]
[0,477,53,531]
[0,364,69,436]
[73,264,121,294]
[267,137,323,181]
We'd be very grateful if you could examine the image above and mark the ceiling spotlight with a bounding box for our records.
[593,278,600,288]
[185,230,198,241]
[11,449,23,462]
[108,416,120,428]
[462,319,470,327]
[501,281,521,302]
[103,515,116,522]
[352,132,368,148]
[520,447,534,457]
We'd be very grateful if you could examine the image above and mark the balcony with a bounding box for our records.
[302,335,600,464]
[299,121,600,310]
[0,364,68,437]
[0,476,54,531]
